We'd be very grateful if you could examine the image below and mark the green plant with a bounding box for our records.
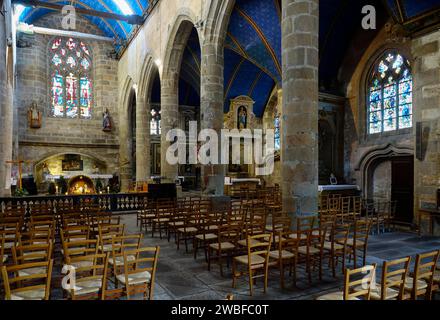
[95,178,103,192]
[14,188,29,197]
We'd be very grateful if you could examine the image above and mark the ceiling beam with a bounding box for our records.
[12,0,144,24]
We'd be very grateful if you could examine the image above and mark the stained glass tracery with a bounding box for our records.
[368,52,413,134]
[49,37,92,118]
[150,107,161,135]
[274,109,280,151]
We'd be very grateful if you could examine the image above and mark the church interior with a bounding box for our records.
[1,0,440,301]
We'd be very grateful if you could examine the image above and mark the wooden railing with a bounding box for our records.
[0,190,176,214]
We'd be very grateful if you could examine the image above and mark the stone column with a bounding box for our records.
[160,73,179,181]
[0,11,13,197]
[119,113,132,192]
[200,40,226,195]
[135,97,151,181]
[281,0,319,215]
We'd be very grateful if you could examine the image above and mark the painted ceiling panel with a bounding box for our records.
[401,0,440,18]
[18,0,148,41]
[227,5,280,82]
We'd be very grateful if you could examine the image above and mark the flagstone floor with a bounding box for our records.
[116,214,440,300]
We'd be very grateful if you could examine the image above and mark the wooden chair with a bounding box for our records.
[338,197,351,223]
[0,227,19,267]
[63,239,99,269]
[350,196,363,221]
[115,246,160,300]
[138,205,156,233]
[404,250,440,300]
[345,220,372,269]
[232,233,272,296]
[269,230,299,288]
[61,225,91,243]
[151,201,174,239]
[167,201,188,242]
[64,252,109,300]
[1,259,54,300]
[19,229,53,246]
[176,208,199,253]
[322,223,349,278]
[208,224,240,276]
[367,256,411,300]
[316,264,377,300]
[98,224,125,253]
[12,242,53,272]
[290,216,315,241]
[298,226,327,283]
[109,234,143,286]
[193,211,223,261]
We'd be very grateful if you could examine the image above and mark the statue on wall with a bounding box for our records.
[27,102,42,129]
[237,106,247,129]
[102,108,112,132]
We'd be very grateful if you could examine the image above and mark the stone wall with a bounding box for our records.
[15,14,119,177]
[412,30,440,211]
[344,25,413,193]
[372,160,392,201]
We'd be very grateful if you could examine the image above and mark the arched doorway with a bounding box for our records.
[358,145,414,223]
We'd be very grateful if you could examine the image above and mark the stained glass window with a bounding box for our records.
[274,109,280,151]
[150,107,161,135]
[49,37,92,118]
[368,51,412,134]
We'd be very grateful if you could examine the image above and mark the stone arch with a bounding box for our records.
[119,76,137,191]
[34,151,107,170]
[355,144,413,198]
[162,14,198,83]
[138,55,157,102]
[203,0,235,58]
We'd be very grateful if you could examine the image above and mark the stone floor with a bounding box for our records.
[117,214,440,300]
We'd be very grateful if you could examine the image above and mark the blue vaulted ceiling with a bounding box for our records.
[17,0,440,115]
[17,0,148,44]
[386,0,440,21]
[180,0,440,117]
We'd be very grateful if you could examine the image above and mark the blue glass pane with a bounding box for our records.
[51,74,64,117]
[384,97,396,109]
[369,101,381,112]
[399,80,412,94]
[384,115,396,132]
[369,120,382,134]
[399,115,412,129]
[370,90,381,102]
[399,103,412,117]
[369,111,382,124]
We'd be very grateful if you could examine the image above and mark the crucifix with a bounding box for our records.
[6,160,33,190]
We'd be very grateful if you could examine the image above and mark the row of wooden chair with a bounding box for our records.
[317,249,440,300]
[1,210,160,300]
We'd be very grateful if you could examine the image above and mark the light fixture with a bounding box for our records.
[155,59,162,68]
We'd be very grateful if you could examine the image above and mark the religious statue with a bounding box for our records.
[330,173,338,185]
[102,108,112,132]
[27,102,42,129]
[237,106,247,129]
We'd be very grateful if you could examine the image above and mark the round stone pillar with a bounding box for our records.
[160,73,179,182]
[281,0,319,215]
[0,15,13,197]
[135,97,151,182]
[200,41,226,195]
